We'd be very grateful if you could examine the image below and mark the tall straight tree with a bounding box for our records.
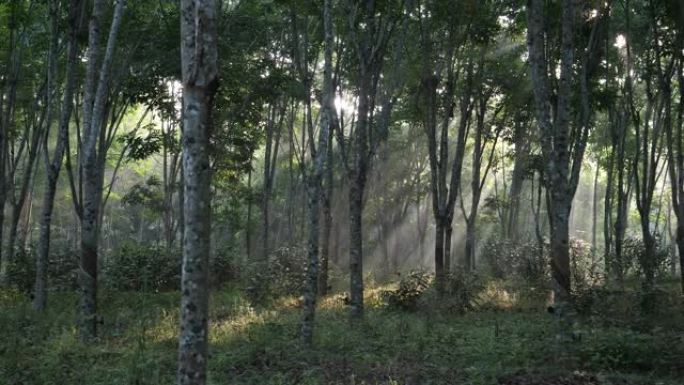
[34,0,82,311]
[419,2,472,291]
[526,0,606,303]
[0,1,21,286]
[668,6,684,293]
[177,0,218,383]
[337,0,404,319]
[79,0,125,340]
[301,0,334,344]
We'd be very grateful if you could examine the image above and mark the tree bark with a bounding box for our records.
[34,0,81,311]
[319,118,334,296]
[79,0,125,342]
[300,0,334,344]
[177,0,218,383]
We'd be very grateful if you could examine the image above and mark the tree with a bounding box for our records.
[526,0,607,304]
[33,0,82,311]
[418,0,472,291]
[78,0,126,341]
[335,0,406,319]
[300,0,335,345]
[177,0,218,383]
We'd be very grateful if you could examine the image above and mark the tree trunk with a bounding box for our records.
[549,200,572,301]
[348,177,365,320]
[604,146,614,276]
[300,0,334,344]
[79,0,125,342]
[319,127,333,296]
[245,166,252,261]
[34,0,81,311]
[677,216,684,293]
[507,117,528,238]
[464,220,475,273]
[434,218,445,292]
[591,162,599,259]
[177,0,218,383]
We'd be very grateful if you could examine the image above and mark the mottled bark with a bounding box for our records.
[34,0,81,311]
[666,4,684,293]
[506,117,529,239]
[178,0,218,383]
[318,127,334,296]
[348,73,370,320]
[79,0,125,341]
[603,146,614,275]
[0,3,20,286]
[526,0,604,303]
[463,89,499,273]
[300,0,334,344]
[420,9,470,291]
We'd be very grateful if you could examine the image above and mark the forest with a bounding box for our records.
[2,0,684,384]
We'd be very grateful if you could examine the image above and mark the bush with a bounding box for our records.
[210,246,241,288]
[245,246,307,306]
[381,270,431,311]
[5,246,35,293]
[4,243,80,295]
[103,242,180,292]
[382,270,484,313]
[481,238,548,284]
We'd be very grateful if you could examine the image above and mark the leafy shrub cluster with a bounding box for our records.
[623,235,671,279]
[245,246,307,305]
[480,238,548,283]
[103,242,180,292]
[382,270,431,311]
[382,270,483,313]
[210,246,241,288]
[5,244,79,294]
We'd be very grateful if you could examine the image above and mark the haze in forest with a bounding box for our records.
[2,1,684,384]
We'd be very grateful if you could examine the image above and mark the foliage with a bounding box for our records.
[102,242,180,292]
[382,270,484,313]
[245,246,308,306]
[4,245,79,294]
[210,245,242,288]
[381,270,431,311]
[2,288,684,384]
[481,238,549,284]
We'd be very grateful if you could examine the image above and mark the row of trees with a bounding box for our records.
[3,0,684,383]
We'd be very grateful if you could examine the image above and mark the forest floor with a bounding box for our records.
[2,281,684,385]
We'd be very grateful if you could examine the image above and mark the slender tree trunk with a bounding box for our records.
[604,146,614,276]
[676,213,684,292]
[591,162,599,259]
[507,117,528,238]
[319,128,333,296]
[245,166,252,261]
[300,0,334,344]
[34,0,81,310]
[434,218,445,290]
[177,0,218,383]
[79,0,125,342]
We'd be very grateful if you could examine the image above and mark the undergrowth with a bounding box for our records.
[1,281,683,385]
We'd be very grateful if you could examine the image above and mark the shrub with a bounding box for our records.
[244,246,307,306]
[4,244,80,294]
[381,270,431,311]
[5,246,35,293]
[480,238,548,284]
[382,270,484,313]
[210,246,241,288]
[103,242,180,292]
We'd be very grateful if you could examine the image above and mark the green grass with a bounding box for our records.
[1,285,683,384]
